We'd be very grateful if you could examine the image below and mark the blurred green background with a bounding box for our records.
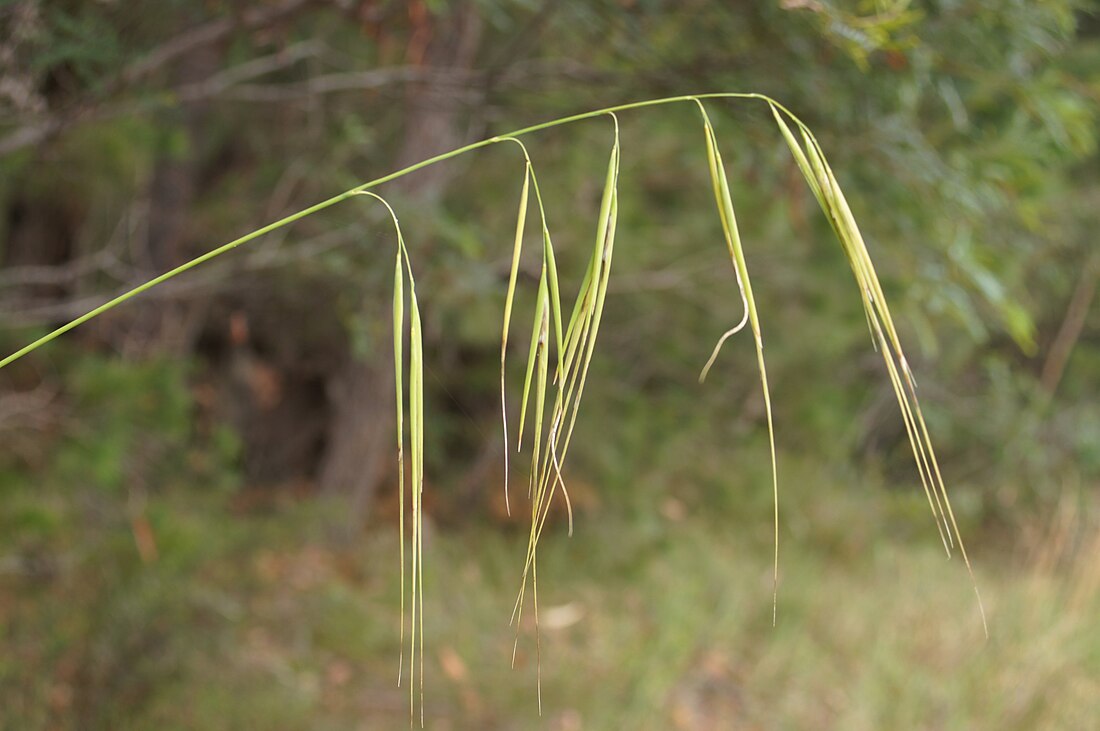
[1,1,1099,728]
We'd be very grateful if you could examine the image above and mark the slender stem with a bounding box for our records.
[0,93,786,370]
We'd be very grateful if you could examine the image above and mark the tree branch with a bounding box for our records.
[0,225,361,328]
[0,57,608,156]
[1040,254,1099,397]
[0,0,317,155]
[118,0,316,87]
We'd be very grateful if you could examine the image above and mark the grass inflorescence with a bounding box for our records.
[0,93,986,722]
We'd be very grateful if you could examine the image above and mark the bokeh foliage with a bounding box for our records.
[1,0,1099,727]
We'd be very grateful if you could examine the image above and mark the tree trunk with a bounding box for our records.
[317,1,484,523]
[121,37,223,358]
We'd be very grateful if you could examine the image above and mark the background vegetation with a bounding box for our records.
[1,1,1098,728]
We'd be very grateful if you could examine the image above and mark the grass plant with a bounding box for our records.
[0,93,986,721]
